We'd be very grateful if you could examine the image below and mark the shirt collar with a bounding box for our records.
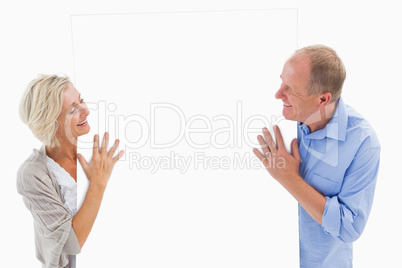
[33,143,47,163]
[298,97,347,141]
[40,143,46,154]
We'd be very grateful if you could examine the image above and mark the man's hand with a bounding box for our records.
[253,125,301,184]
[253,125,326,224]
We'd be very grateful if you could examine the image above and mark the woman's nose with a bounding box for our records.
[80,104,90,116]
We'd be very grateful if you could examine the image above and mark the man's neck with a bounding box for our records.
[305,101,338,133]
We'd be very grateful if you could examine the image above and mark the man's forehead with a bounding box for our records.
[283,58,310,78]
[281,61,310,95]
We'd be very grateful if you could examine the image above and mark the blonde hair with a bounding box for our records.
[291,44,346,102]
[19,74,70,147]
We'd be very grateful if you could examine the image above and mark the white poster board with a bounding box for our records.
[71,9,298,267]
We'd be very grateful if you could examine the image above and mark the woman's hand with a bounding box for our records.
[73,132,124,248]
[77,132,124,187]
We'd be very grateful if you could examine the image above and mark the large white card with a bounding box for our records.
[72,9,298,267]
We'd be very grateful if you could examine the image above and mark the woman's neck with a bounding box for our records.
[45,138,78,163]
[45,138,78,181]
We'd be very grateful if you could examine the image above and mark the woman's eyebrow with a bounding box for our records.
[68,93,81,109]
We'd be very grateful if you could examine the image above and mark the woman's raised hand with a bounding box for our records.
[77,132,124,187]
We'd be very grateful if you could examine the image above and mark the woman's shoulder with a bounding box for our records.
[16,145,52,193]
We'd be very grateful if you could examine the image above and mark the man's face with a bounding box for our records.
[275,56,321,123]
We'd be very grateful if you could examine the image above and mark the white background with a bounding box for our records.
[1,1,401,267]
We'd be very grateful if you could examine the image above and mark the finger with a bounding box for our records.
[291,138,301,162]
[253,148,270,168]
[273,125,285,151]
[107,139,120,158]
[262,127,277,153]
[93,134,99,155]
[112,150,125,164]
[100,132,109,154]
[257,135,270,155]
[77,153,89,171]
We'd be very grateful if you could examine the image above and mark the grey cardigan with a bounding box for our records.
[17,145,81,268]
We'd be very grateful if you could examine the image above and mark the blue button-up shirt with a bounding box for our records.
[297,97,381,268]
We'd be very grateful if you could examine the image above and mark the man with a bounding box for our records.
[253,45,380,267]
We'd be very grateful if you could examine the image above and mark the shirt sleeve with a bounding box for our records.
[17,164,81,267]
[321,138,380,243]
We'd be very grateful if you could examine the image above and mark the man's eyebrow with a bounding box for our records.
[68,93,81,109]
[280,75,290,88]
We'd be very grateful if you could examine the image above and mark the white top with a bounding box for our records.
[45,156,77,216]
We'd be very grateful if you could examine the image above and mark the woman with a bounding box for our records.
[17,74,124,268]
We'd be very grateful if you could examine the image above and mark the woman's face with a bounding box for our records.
[56,82,90,144]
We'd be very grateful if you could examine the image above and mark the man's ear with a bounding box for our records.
[319,92,332,107]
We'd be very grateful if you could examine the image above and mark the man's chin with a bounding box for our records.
[282,112,294,121]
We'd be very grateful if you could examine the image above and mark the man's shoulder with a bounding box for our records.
[344,103,380,150]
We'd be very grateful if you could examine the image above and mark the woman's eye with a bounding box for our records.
[69,99,84,114]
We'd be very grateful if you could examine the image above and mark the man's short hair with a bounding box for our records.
[291,44,346,102]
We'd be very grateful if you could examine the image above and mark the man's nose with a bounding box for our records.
[275,85,285,99]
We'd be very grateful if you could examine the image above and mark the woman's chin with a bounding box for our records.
[77,124,90,136]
